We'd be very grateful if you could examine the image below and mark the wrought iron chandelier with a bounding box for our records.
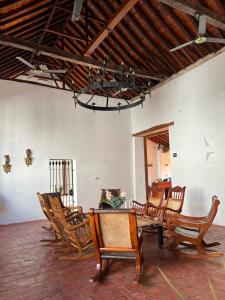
[72,63,151,112]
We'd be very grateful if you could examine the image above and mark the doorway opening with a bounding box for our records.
[133,122,174,200]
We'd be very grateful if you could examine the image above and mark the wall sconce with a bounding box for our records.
[3,155,11,174]
[24,149,32,167]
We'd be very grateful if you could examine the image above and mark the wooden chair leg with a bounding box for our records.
[90,259,110,282]
[134,254,142,284]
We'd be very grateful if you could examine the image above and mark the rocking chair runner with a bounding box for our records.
[49,194,95,260]
[166,196,223,258]
[89,208,143,284]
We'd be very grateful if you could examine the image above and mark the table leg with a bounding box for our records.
[157,225,163,249]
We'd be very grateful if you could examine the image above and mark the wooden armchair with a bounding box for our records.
[166,196,223,258]
[49,194,95,260]
[89,208,143,283]
[162,186,186,225]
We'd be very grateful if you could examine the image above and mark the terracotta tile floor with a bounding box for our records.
[0,220,225,300]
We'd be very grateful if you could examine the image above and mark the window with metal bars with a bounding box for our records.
[49,159,75,207]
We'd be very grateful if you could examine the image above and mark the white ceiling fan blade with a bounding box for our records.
[197,15,207,36]
[16,57,35,69]
[39,64,48,71]
[72,0,84,21]
[205,37,225,44]
[43,69,67,74]
[170,40,194,52]
[113,90,122,97]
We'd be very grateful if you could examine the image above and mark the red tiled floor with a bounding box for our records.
[0,220,225,299]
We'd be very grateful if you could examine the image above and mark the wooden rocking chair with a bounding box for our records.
[89,208,143,284]
[166,196,223,258]
[37,192,65,245]
[49,194,95,260]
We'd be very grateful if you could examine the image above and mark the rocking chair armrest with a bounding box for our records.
[68,218,89,230]
[167,218,207,230]
[162,207,182,213]
[65,205,83,212]
[175,214,206,221]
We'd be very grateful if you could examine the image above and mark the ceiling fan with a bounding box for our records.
[170,14,225,52]
[16,57,67,79]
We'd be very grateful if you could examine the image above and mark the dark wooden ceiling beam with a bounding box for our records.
[0,34,162,80]
[84,0,140,56]
[158,0,225,31]
[98,1,165,75]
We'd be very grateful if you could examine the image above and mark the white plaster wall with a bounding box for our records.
[131,51,225,225]
[0,80,133,224]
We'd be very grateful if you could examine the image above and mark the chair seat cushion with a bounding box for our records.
[174,226,199,238]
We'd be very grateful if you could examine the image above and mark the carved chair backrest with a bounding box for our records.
[144,203,161,220]
[203,197,220,231]
[166,186,186,212]
[45,192,64,209]
[131,201,146,216]
[148,187,164,207]
[89,208,139,253]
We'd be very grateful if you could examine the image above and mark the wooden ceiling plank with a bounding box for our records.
[84,0,139,56]
[136,2,196,65]
[89,0,174,74]
[158,0,225,31]
[0,0,51,24]
[104,1,165,75]
[0,5,51,31]
[56,5,106,25]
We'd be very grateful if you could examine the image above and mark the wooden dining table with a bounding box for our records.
[136,216,164,249]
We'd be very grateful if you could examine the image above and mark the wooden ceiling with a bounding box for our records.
[0,0,225,99]
[148,130,169,146]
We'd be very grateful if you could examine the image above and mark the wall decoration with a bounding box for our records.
[2,155,11,174]
[24,149,32,166]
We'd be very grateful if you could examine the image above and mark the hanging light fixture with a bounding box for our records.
[72,63,152,112]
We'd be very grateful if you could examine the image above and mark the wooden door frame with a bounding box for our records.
[133,122,174,202]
